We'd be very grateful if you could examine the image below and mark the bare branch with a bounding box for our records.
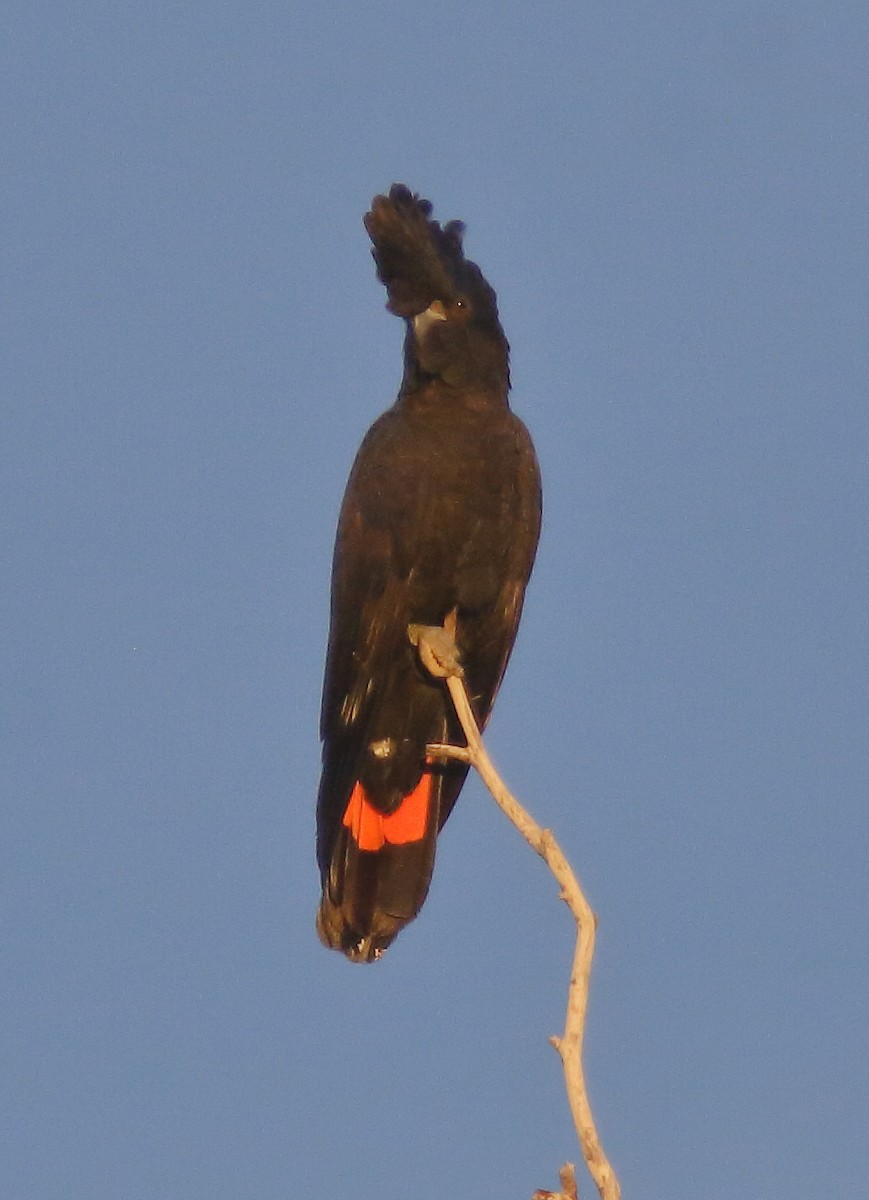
[422,646,621,1200]
[533,1161,578,1200]
[426,741,472,764]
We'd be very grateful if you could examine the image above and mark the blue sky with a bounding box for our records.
[2,3,867,1197]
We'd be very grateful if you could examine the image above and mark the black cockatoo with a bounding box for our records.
[316,185,541,962]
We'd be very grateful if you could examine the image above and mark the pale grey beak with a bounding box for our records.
[412,300,448,338]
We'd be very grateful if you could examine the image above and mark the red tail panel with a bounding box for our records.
[342,770,432,852]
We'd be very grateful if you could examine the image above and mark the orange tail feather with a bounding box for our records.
[342,769,432,852]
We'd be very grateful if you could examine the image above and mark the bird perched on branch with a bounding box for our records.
[316,185,541,961]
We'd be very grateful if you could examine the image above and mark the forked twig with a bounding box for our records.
[428,667,621,1200]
